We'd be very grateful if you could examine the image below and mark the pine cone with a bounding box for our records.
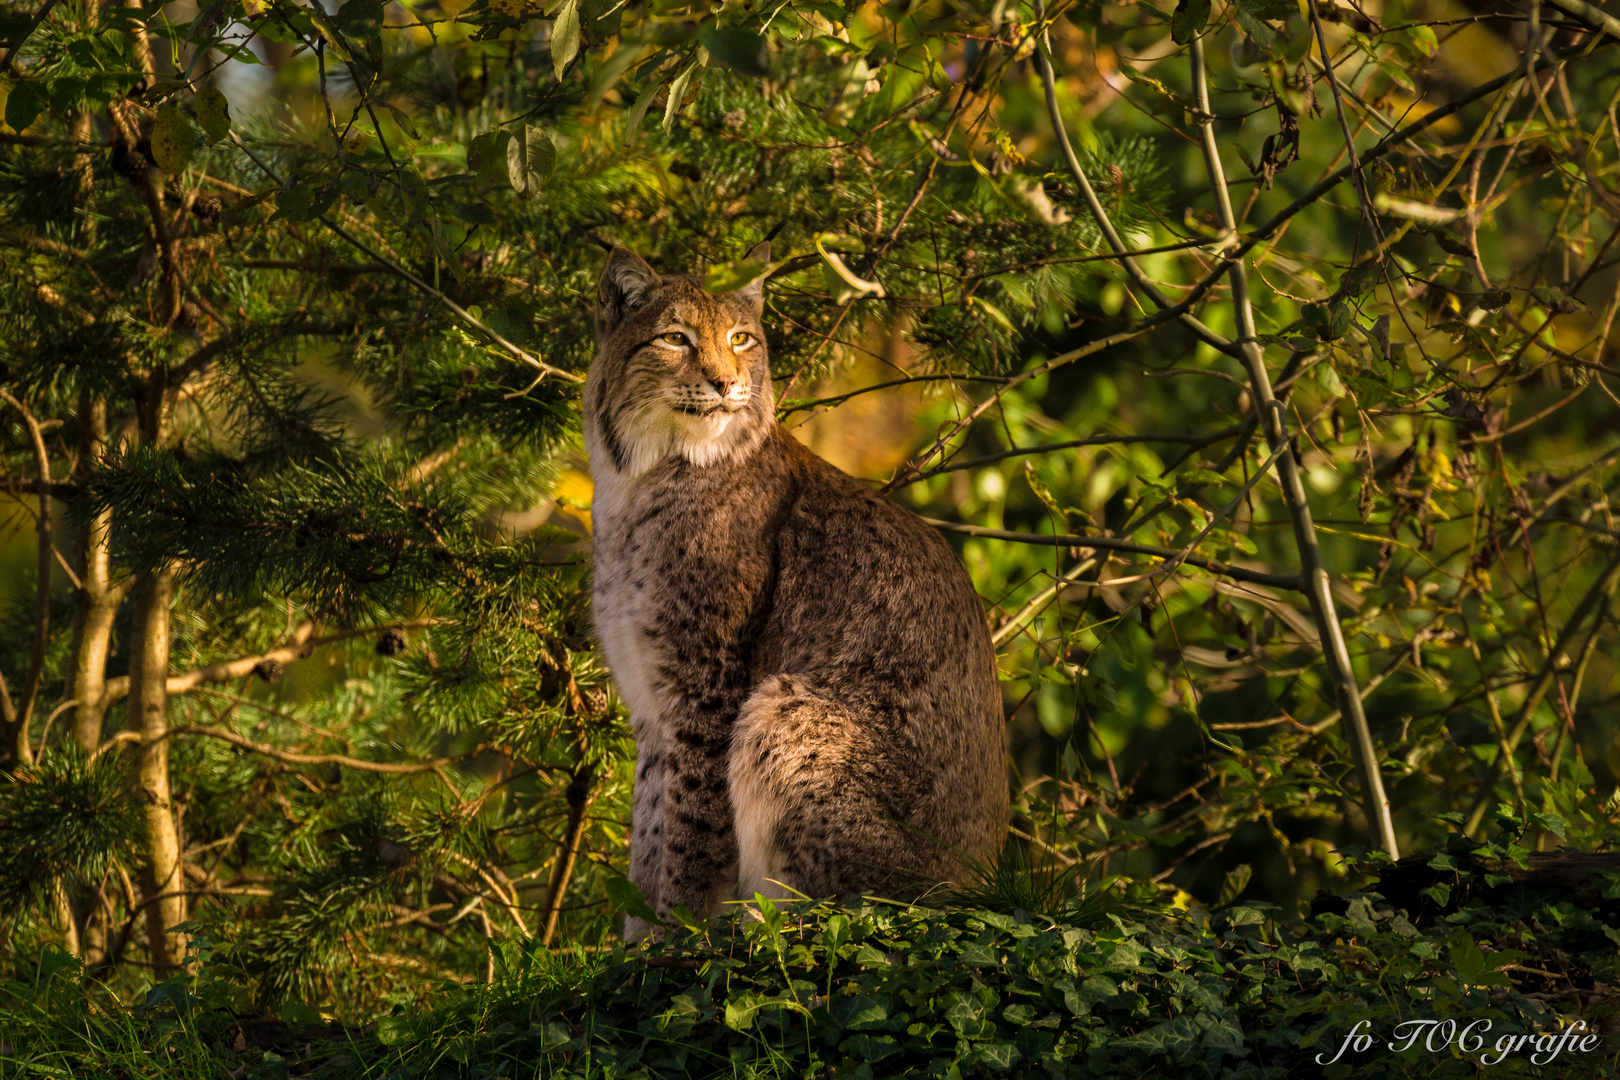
[192,191,223,223]
[253,659,284,683]
[375,629,407,657]
[111,140,154,183]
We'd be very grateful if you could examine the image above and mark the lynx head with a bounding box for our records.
[586,244,773,478]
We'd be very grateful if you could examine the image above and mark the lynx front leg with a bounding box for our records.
[654,721,739,925]
[624,726,669,943]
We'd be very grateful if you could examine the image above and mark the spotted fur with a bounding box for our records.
[585,246,1008,939]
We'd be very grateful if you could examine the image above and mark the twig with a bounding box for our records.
[924,519,1302,591]
[901,427,1244,487]
[992,558,1098,648]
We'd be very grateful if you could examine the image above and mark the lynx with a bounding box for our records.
[585,244,1007,939]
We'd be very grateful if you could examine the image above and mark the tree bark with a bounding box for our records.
[128,565,185,974]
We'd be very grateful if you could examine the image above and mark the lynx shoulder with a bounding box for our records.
[584,245,1007,938]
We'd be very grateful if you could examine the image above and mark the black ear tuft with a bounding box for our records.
[597,248,660,332]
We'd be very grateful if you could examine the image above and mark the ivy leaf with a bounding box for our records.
[700,26,770,76]
[1116,1015,1200,1055]
[1216,863,1252,907]
[150,105,197,173]
[839,1034,900,1062]
[551,0,581,82]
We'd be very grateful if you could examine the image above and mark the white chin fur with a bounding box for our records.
[608,407,757,479]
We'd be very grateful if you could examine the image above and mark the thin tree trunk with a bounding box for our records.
[55,882,80,958]
[1185,38,1398,858]
[70,396,121,753]
[128,565,186,974]
[539,763,594,947]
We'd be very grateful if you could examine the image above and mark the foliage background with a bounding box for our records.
[2,0,1620,1038]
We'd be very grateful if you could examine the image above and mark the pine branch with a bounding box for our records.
[165,726,489,775]
[97,619,441,709]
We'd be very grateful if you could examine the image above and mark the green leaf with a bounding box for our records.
[195,85,231,142]
[724,993,761,1031]
[973,1041,1020,1070]
[840,1033,900,1062]
[623,79,659,143]
[1400,24,1438,60]
[831,994,892,1032]
[582,0,622,41]
[699,26,770,77]
[4,81,43,131]
[1171,0,1210,43]
[704,257,769,294]
[1218,867,1250,906]
[604,876,659,923]
[1023,462,1063,518]
[518,125,557,194]
[150,105,197,173]
[1593,867,1620,901]
[467,129,515,192]
[551,0,581,81]
[1116,1015,1199,1055]
[662,61,698,132]
[375,1015,413,1045]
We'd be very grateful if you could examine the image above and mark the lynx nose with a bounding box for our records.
[709,375,737,397]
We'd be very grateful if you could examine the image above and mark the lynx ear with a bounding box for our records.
[597,247,660,333]
[737,241,770,315]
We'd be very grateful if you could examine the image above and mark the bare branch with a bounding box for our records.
[1188,35,1398,858]
[0,389,54,765]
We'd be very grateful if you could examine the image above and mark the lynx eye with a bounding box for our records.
[659,332,689,347]
[730,331,754,348]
